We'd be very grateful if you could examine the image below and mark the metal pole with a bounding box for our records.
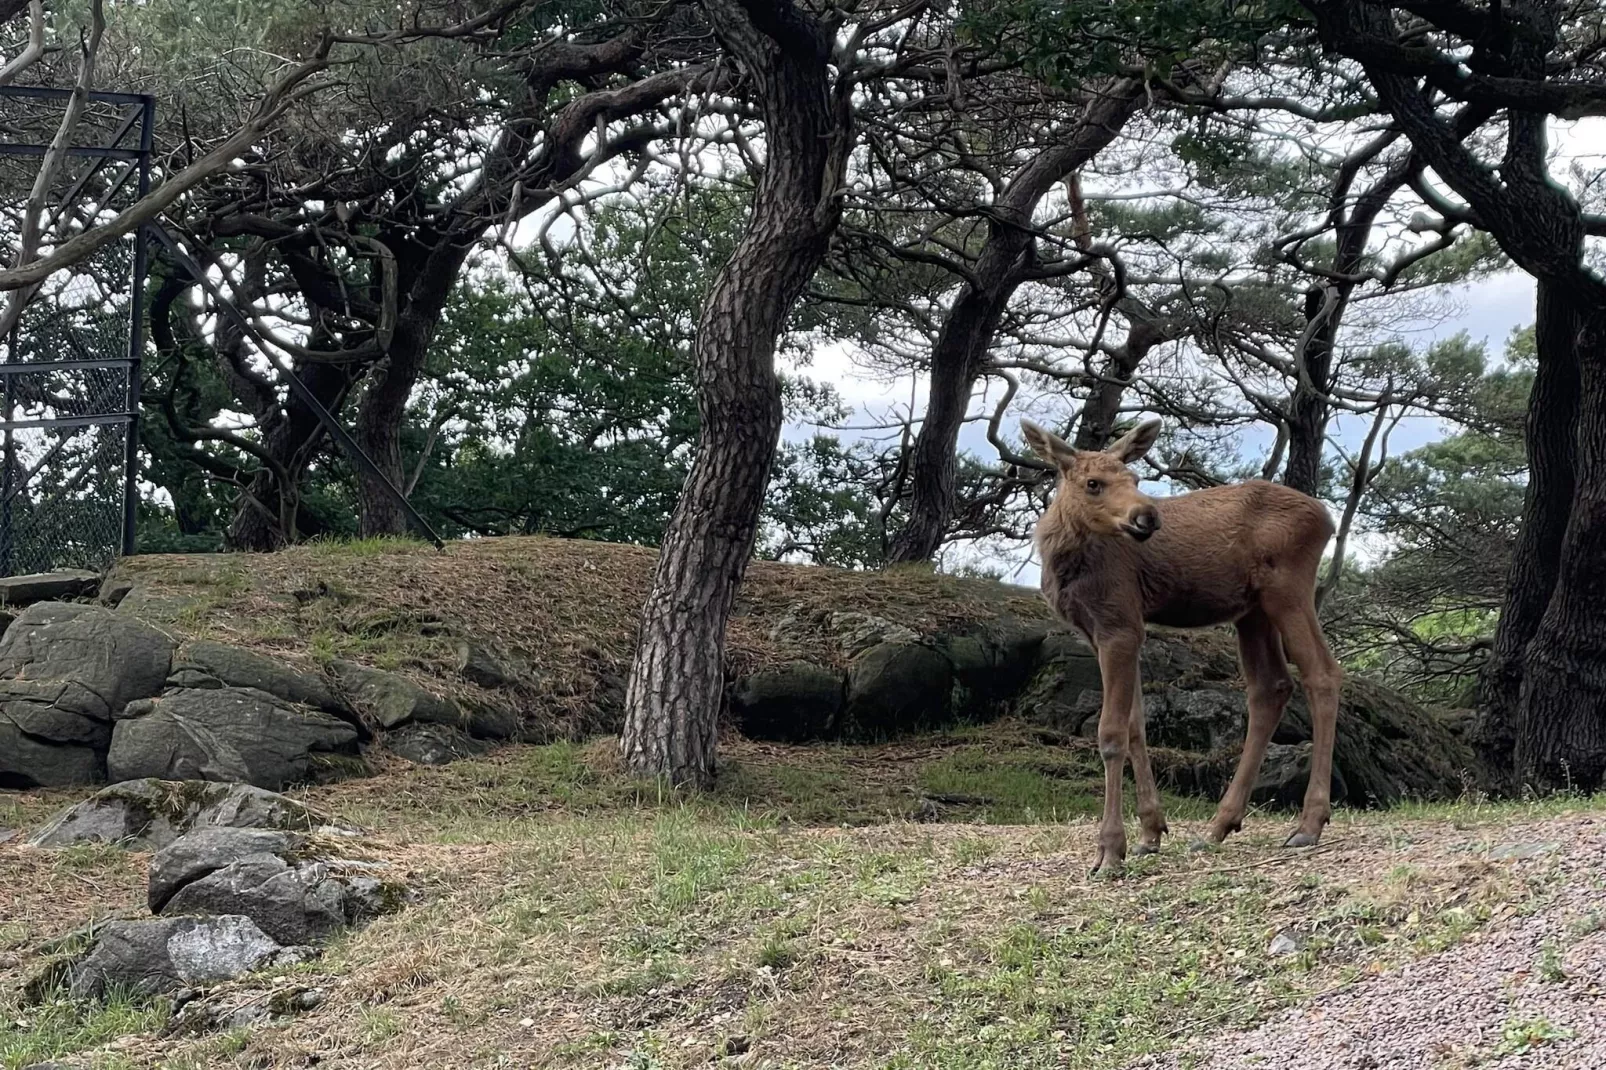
[120,95,153,558]
[1,326,13,578]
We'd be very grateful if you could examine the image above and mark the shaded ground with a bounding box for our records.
[4,732,1603,1070]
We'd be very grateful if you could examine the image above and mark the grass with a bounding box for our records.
[4,729,1601,1070]
[1,990,170,1070]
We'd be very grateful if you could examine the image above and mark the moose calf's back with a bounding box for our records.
[1040,479,1333,633]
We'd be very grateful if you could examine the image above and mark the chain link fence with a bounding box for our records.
[0,86,151,577]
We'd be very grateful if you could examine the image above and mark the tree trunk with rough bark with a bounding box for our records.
[1478,280,1580,776]
[352,239,473,538]
[1511,304,1606,790]
[620,0,847,786]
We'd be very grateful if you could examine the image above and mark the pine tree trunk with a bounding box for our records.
[885,79,1146,563]
[620,0,845,786]
[1478,280,1581,777]
[886,294,1013,564]
[352,240,470,538]
[1072,321,1162,450]
[1512,305,1606,790]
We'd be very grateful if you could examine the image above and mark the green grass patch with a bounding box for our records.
[0,992,170,1070]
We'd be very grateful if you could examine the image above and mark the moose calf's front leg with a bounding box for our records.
[1092,637,1142,877]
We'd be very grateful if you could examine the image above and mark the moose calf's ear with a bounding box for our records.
[1021,419,1074,466]
[1108,417,1162,464]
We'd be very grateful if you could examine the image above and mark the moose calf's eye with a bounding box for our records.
[1085,479,1102,494]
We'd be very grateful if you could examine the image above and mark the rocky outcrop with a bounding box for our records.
[109,687,362,790]
[172,641,347,717]
[148,827,404,945]
[385,722,492,765]
[0,603,176,788]
[26,779,410,1027]
[728,622,1479,806]
[731,662,843,742]
[27,779,321,849]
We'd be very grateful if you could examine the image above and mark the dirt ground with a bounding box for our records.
[5,755,1603,1070]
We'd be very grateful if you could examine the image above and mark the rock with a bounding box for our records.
[148,827,305,912]
[1267,931,1304,956]
[114,585,198,621]
[730,661,843,742]
[166,984,325,1036]
[0,723,102,788]
[53,916,290,1001]
[108,687,361,791]
[176,641,347,717]
[454,696,521,740]
[0,569,100,606]
[827,612,921,657]
[1252,742,1347,807]
[1281,676,1475,805]
[28,779,320,849]
[1016,631,1103,732]
[0,827,15,844]
[939,617,1050,716]
[0,603,176,787]
[330,660,459,730]
[842,642,953,739]
[162,855,354,947]
[1489,841,1560,861]
[453,639,518,689]
[1146,687,1248,753]
[98,578,136,607]
[150,827,407,945]
[386,722,492,765]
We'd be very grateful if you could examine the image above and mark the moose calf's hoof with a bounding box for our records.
[1284,831,1321,849]
[1186,838,1220,854]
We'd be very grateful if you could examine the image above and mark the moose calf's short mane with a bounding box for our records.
[1023,417,1343,876]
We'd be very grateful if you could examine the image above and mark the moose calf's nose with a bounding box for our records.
[1129,507,1160,538]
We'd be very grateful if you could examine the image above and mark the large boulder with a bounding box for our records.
[1016,631,1103,732]
[108,688,361,791]
[331,659,516,739]
[149,827,402,946]
[0,569,99,606]
[42,916,292,1001]
[1018,629,1479,806]
[938,616,1049,716]
[730,661,843,742]
[0,603,176,787]
[1144,687,1248,753]
[173,641,347,717]
[27,779,321,849]
[842,642,953,739]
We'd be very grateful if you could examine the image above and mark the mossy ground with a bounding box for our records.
[5,726,1602,1070]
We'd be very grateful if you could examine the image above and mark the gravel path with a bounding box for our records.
[1135,816,1606,1070]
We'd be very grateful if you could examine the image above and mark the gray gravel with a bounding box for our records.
[1135,817,1606,1070]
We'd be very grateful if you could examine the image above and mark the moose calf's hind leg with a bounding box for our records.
[1128,692,1167,856]
[1203,612,1294,847]
[1276,602,1344,848]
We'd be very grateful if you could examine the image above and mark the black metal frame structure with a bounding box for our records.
[0,85,152,576]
